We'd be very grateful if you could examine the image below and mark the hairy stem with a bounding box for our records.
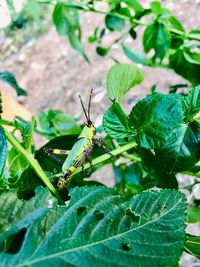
[4,128,63,203]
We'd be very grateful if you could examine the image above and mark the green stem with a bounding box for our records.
[122,152,141,162]
[0,119,14,127]
[64,2,200,41]
[55,141,137,180]
[4,128,63,203]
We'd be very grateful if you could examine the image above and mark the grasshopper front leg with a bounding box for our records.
[93,137,114,158]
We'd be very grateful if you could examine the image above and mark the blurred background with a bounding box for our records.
[0,1,200,265]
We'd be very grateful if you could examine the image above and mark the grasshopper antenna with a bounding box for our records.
[79,94,88,121]
[88,88,93,121]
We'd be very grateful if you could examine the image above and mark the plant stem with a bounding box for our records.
[4,128,63,203]
[61,141,137,182]
[64,2,200,42]
[0,119,14,127]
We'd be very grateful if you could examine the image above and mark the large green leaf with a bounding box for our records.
[0,187,187,266]
[187,206,200,223]
[182,86,200,122]
[0,72,26,96]
[103,102,134,142]
[52,3,72,35]
[185,234,200,259]
[143,22,171,60]
[129,93,184,149]
[0,126,7,177]
[106,63,144,103]
[155,122,200,172]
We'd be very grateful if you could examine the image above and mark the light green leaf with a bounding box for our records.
[105,14,125,31]
[123,45,148,65]
[129,93,183,149]
[0,187,187,266]
[103,102,134,141]
[182,85,200,121]
[0,126,7,177]
[0,72,26,96]
[38,109,81,140]
[183,48,200,65]
[52,3,72,35]
[185,234,200,259]
[187,206,200,223]
[106,63,144,103]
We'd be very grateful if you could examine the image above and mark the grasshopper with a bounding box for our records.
[44,89,113,188]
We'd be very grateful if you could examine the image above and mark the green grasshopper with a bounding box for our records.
[44,89,113,188]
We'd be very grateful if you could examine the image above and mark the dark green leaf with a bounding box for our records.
[143,22,171,59]
[106,63,144,103]
[169,49,200,86]
[182,86,200,121]
[123,44,148,65]
[0,187,187,266]
[38,110,80,139]
[0,72,26,96]
[187,206,200,223]
[129,28,137,39]
[155,122,200,172]
[103,102,134,141]
[170,36,184,49]
[105,14,125,31]
[185,234,200,258]
[129,93,183,149]
[0,126,7,177]
[96,46,109,56]
[139,148,178,189]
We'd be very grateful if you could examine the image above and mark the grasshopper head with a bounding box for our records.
[84,120,96,134]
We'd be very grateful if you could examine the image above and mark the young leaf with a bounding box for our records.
[8,148,29,179]
[143,22,171,59]
[69,32,89,62]
[0,187,187,266]
[14,116,35,150]
[183,48,200,65]
[103,102,134,141]
[129,93,183,149]
[123,45,148,65]
[182,86,200,121]
[185,234,200,259]
[105,14,125,31]
[0,72,26,96]
[38,110,80,139]
[0,126,7,177]
[106,63,144,103]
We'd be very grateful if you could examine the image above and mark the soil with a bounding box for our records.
[1,1,200,265]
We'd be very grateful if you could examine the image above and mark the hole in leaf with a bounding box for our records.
[93,210,104,220]
[77,206,87,216]
[125,209,140,223]
[3,228,27,254]
[164,205,167,209]
[121,243,130,251]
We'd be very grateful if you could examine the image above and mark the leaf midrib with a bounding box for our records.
[16,196,183,267]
